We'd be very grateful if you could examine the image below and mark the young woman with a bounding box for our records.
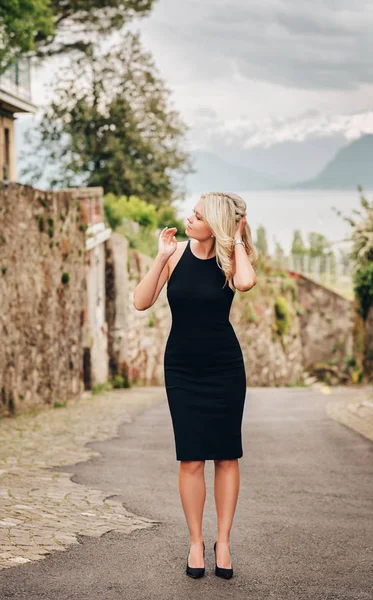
[133,192,257,579]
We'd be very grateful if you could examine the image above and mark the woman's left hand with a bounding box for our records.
[235,215,247,240]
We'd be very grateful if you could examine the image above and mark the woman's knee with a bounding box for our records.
[214,458,238,470]
[180,460,205,474]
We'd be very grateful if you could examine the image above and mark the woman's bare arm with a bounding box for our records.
[133,227,178,311]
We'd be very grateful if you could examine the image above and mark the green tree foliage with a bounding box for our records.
[0,0,54,73]
[290,229,308,270]
[21,33,193,206]
[291,229,307,255]
[308,232,331,257]
[308,232,335,273]
[104,193,158,230]
[155,205,187,234]
[336,186,373,320]
[0,0,155,69]
[34,0,154,59]
[104,193,188,240]
[353,263,373,321]
[255,225,268,256]
[272,236,286,268]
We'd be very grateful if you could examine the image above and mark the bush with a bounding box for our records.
[274,295,292,337]
[353,262,373,320]
[156,205,186,233]
[104,193,158,230]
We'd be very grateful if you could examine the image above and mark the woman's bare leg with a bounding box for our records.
[213,458,240,568]
[179,460,206,567]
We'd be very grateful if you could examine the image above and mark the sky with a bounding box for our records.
[14,0,371,254]
[23,0,373,155]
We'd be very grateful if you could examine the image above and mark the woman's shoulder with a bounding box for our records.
[167,239,189,281]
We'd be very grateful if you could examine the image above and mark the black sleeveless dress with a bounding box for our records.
[164,239,247,461]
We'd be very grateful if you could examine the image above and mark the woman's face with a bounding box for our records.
[185,199,213,240]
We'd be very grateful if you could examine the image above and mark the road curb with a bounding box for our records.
[326,389,373,443]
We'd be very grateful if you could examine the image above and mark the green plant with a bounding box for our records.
[147,311,157,327]
[92,382,113,395]
[287,378,307,387]
[156,205,186,232]
[274,295,292,338]
[242,301,259,324]
[61,272,70,284]
[104,193,158,230]
[47,217,54,238]
[112,375,127,388]
[38,197,49,208]
[53,400,67,408]
[295,302,305,316]
[353,262,373,321]
[344,354,357,368]
[1,267,6,276]
[280,277,297,301]
[352,367,363,384]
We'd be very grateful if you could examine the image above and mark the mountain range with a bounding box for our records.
[186,134,373,192]
[290,134,373,189]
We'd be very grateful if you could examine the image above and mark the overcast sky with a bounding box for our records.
[28,0,373,152]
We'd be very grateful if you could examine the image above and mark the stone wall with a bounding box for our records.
[126,249,354,387]
[105,233,130,380]
[0,183,87,416]
[126,247,171,385]
[230,276,304,386]
[294,272,354,368]
[0,186,358,418]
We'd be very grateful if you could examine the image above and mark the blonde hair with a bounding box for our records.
[200,192,258,292]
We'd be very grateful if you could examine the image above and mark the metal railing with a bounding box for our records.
[272,252,354,299]
[0,57,32,102]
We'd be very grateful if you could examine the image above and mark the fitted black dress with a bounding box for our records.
[164,239,247,461]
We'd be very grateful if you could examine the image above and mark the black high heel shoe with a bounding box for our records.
[214,541,233,579]
[186,541,205,578]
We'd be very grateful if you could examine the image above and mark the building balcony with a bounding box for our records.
[0,57,37,114]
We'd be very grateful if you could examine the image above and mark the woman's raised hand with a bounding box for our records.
[158,226,178,258]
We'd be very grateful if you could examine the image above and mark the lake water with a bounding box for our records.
[178,189,373,255]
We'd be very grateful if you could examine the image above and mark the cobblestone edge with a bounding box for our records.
[0,387,166,570]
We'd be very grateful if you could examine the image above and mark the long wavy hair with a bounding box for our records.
[200,192,258,292]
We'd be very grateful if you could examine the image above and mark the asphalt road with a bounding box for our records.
[1,387,373,600]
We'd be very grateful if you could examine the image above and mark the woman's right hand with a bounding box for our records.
[158,226,178,258]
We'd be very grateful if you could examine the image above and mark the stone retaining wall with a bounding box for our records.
[0,183,87,416]
[126,250,354,387]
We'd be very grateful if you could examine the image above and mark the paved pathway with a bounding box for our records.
[1,385,372,599]
[0,388,165,569]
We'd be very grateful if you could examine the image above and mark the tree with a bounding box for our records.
[21,32,193,207]
[334,186,373,266]
[308,232,331,258]
[291,230,307,255]
[272,236,286,268]
[0,0,54,73]
[291,229,307,271]
[0,1,155,71]
[336,186,373,320]
[255,225,268,256]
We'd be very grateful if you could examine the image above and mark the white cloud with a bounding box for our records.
[26,0,373,154]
